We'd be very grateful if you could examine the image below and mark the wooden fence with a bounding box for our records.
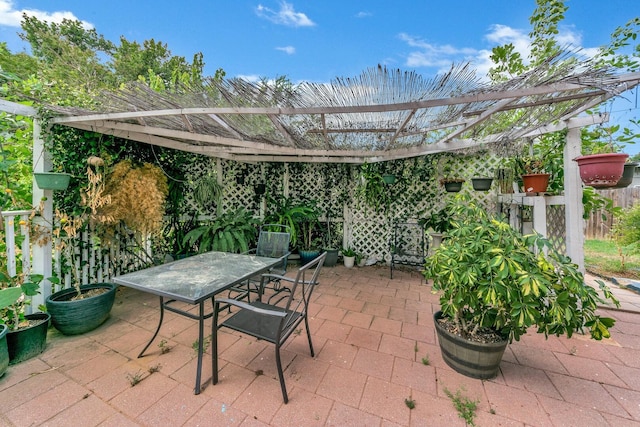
[585,187,640,239]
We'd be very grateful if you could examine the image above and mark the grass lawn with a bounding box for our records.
[585,239,640,280]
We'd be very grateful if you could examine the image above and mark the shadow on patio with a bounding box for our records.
[1,264,639,426]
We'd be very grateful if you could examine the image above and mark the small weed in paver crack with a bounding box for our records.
[192,336,211,353]
[414,343,419,354]
[405,398,416,409]
[421,355,430,365]
[255,369,264,376]
[158,339,171,354]
[148,365,160,374]
[127,370,144,387]
[444,386,478,427]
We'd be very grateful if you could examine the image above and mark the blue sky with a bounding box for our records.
[1,0,639,151]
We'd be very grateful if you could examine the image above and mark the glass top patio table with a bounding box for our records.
[113,251,283,394]
[113,251,283,303]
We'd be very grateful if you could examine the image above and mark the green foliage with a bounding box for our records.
[582,186,620,220]
[264,197,319,248]
[613,203,640,254]
[341,247,356,257]
[585,239,640,279]
[0,272,55,331]
[0,112,33,210]
[404,398,416,410]
[444,387,479,427]
[183,207,258,254]
[356,162,397,213]
[420,205,453,234]
[423,195,619,343]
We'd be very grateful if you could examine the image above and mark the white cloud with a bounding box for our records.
[276,45,295,55]
[256,2,315,27]
[0,0,92,28]
[355,11,372,18]
[236,74,262,83]
[399,33,477,71]
[399,23,596,78]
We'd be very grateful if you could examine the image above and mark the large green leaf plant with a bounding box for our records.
[423,195,619,343]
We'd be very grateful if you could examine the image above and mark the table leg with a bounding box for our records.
[138,296,165,358]
[194,301,205,395]
[212,296,218,385]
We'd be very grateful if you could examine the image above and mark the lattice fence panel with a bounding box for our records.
[172,152,569,265]
[547,205,566,254]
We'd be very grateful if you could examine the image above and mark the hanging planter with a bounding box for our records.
[613,162,638,188]
[33,172,71,191]
[574,153,629,188]
[382,174,396,185]
[471,177,493,191]
[521,173,550,193]
[254,183,266,195]
[441,179,465,193]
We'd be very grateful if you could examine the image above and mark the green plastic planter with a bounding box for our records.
[46,283,117,335]
[0,324,9,376]
[7,313,50,364]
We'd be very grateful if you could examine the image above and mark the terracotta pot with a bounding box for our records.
[574,153,629,188]
[521,173,550,193]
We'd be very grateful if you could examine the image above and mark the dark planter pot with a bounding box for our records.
[323,248,339,267]
[33,172,71,190]
[6,313,50,364]
[382,174,397,185]
[614,162,638,188]
[443,181,464,192]
[471,177,493,191]
[434,311,508,380]
[299,250,321,265]
[46,283,117,335]
[521,173,550,193]
[575,153,629,188]
[0,324,8,376]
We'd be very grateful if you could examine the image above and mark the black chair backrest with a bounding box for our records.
[279,252,326,329]
[256,224,291,259]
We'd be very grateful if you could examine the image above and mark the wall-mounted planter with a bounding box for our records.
[471,177,493,191]
[574,153,628,188]
[34,172,71,190]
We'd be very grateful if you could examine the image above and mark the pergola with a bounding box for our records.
[2,54,640,308]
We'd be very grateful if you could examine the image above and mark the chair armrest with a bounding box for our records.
[242,248,258,255]
[215,298,287,318]
[260,273,295,284]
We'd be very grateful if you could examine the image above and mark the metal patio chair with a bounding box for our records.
[213,251,327,404]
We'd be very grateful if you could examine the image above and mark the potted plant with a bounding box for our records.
[423,196,619,379]
[297,200,322,265]
[575,124,631,188]
[341,247,356,268]
[321,215,340,267]
[420,206,453,252]
[0,272,50,365]
[45,159,168,335]
[182,207,259,254]
[517,156,550,193]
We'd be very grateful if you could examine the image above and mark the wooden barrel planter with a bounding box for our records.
[46,283,117,335]
[434,311,508,379]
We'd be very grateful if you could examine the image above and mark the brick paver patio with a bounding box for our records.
[1,264,639,426]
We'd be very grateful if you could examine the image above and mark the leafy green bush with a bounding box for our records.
[613,203,640,254]
[183,207,258,254]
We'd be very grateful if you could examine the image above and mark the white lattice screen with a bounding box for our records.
[180,153,565,264]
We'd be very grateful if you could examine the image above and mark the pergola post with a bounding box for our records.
[564,124,584,273]
[31,118,53,311]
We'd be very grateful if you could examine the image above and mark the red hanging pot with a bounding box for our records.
[574,153,628,188]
